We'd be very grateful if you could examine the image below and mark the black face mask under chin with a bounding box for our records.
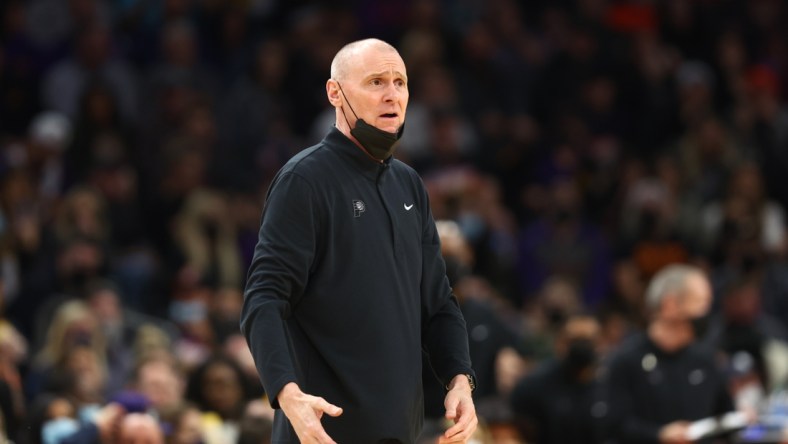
[337,83,404,160]
[690,313,711,340]
[564,339,597,374]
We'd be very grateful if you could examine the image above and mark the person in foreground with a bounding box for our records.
[602,264,734,444]
[240,38,477,443]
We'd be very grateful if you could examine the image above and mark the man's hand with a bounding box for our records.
[440,375,478,443]
[658,420,691,444]
[277,382,343,444]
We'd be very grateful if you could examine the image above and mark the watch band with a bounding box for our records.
[446,374,476,392]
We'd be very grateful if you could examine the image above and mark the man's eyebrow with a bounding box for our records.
[365,71,408,81]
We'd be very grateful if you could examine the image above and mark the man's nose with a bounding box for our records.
[383,82,401,101]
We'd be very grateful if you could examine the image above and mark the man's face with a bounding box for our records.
[680,273,712,319]
[658,272,712,323]
[337,46,409,133]
[138,362,183,410]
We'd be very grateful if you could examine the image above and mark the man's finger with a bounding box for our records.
[444,407,476,439]
[444,396,459,420]
[317,398,343,417]
[326,405,343,417]
[438,417,477,444]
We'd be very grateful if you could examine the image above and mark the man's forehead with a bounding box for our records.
[352,48,406,78]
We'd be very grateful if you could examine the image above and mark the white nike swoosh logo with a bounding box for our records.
[404,203,414,210]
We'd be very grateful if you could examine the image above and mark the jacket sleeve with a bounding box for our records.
[240,171,320,408]
[418,184,475,388]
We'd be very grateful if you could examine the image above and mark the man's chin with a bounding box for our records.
[379,125,400,134]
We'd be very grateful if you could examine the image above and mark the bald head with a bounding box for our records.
[330,39,399,82]
[118,413,164,444]
[645,264,702,312]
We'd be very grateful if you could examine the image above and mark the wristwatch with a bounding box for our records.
[446,374,476,392]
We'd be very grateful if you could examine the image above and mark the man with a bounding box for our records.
[241,39,477,443]
[602,264,734,444]
[131,354,186,419]
[510,314,606,444]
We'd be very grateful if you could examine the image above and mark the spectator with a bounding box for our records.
[171,190,242,289]
[186,355,255,444]
[129,353,186,420]
[700,162,786,261]
[66,82,135,185]
[26,299,107,402]
[510,314,606,444]
[602,264,734,444]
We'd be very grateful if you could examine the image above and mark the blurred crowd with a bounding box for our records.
[1,0,788,443]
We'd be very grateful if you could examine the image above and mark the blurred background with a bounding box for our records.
[1,0,788,443]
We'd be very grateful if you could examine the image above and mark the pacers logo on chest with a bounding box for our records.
[352,199,366,217]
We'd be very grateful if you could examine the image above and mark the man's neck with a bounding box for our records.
[648,319,693,353]
[335,123,382,163]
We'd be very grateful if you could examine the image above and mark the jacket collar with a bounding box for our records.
[323,126,390,181]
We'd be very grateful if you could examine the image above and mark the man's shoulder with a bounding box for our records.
[607,332,650,366]
[280,143,330,175]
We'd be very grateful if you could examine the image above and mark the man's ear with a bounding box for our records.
[326,79,342,107]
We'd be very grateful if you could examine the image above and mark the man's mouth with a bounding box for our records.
[380,113,398,118]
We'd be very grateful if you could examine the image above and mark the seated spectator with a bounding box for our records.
[510,314,606,444]
[26,299,107,402]
[185,355,256,444]
[85,279,178,395]
[520,275,584,362]
[171,188,241,289]
[129,353,186,420]
[699,162,786,260]
[222,334,264,399]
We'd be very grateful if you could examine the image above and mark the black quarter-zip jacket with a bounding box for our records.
[241,127,474,443]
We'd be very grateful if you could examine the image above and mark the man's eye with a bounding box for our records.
[371,79,382,86]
